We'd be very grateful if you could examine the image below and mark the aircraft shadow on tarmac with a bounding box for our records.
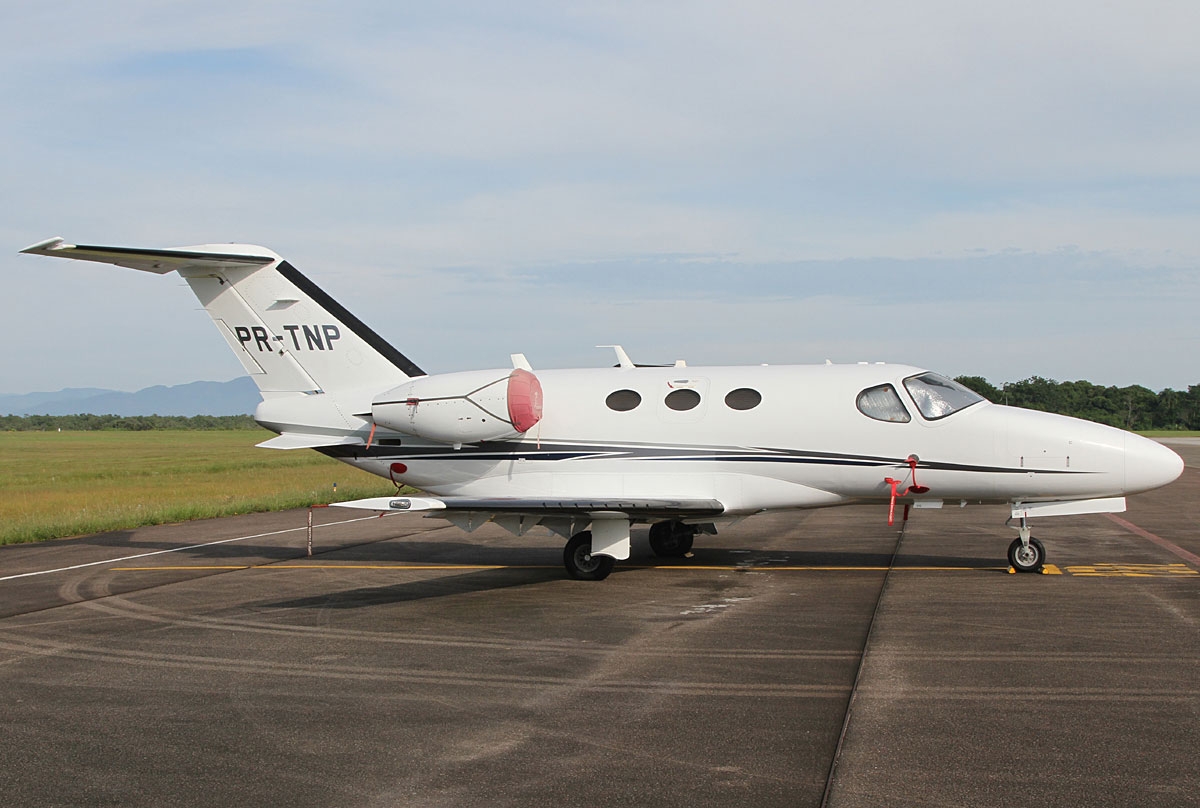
[257,566,569,608]
[252,544,1007,611]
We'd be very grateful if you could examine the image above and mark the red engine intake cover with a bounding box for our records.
[506,369,543,433]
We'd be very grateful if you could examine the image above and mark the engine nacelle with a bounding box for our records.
[371,368,543,444]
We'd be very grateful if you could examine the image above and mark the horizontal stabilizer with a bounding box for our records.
[1012,497,1126,519]
[20,238,276,274]
[257,433,365,450]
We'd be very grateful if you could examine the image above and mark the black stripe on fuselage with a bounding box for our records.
[275,261,426,378]
[317,441,1090,475]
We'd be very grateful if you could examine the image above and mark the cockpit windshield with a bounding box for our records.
[902,373,985,420]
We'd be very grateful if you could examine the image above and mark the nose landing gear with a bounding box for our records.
[1007,536,1046,572]
[1007,519,1046,573]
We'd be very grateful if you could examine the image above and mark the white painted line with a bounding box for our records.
[0,514,389,583]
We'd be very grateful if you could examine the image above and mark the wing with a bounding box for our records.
[331,495,725,537]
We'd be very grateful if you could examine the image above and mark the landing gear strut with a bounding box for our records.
[648,520,696,558]
[1007,520,1046,573]
[563,531,615,581]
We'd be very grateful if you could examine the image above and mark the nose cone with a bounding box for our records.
[1125,435,1185,494]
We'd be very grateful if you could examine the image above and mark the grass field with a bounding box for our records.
[0,430,398,545]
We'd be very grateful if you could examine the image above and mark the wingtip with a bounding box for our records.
[19,236,68,255]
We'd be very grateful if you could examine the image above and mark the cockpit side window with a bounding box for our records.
[903,372,985,420]
[856,384,911,423]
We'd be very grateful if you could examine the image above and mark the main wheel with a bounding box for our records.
[564,531,615,581]
[1007,536,1046,573]
[648,521,695,558]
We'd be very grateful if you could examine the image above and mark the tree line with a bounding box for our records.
[4,378,1199,432]
[955,377,1200,431]
[1,414,261,431]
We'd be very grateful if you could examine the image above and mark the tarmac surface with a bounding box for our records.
[1,441,1196,808]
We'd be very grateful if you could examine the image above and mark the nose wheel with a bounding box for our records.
[1007,535,1046,573]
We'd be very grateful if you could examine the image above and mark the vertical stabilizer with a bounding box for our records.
[20,238,424,395]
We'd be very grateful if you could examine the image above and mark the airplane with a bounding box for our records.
[20,237,1186,580]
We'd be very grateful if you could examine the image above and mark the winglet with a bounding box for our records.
[19,237,69,255]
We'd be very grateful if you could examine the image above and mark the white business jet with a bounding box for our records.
[21,238,1185,580]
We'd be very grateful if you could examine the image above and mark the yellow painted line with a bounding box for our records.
[652,565,888,571]
[650,565,1008,572]
[1064,563,1199,578]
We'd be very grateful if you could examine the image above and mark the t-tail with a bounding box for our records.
[20,237,423,445]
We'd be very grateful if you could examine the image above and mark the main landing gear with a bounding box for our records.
[647,520,697,558]
[1007,519,1046,573]
[563,531,615,581]
[563,519,701,580]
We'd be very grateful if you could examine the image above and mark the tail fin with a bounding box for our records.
[20,238,424,395]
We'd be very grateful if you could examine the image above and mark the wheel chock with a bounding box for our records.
[1007,566,1016,574]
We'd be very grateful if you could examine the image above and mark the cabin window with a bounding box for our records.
[903,373,984,420]
[856,384,911,423]
[664,389,702,411]
[724,388,762,410]
[606,389,642,411]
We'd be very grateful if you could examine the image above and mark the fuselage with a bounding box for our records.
[258,362,1185,517]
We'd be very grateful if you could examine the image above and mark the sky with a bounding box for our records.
[2,0,1198,394]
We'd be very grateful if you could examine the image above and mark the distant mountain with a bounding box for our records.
[0,388,114,414]
[0,377,262,416]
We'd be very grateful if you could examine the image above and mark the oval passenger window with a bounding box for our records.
[724,388,762,410]
[605,389,642,412]
[664,389,702,411]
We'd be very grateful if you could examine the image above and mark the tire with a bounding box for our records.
[1007,536,1046,573]
[648,521,695,558]
[564,531,615,581]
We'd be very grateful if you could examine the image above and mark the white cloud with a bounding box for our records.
[1,1,1197,393]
